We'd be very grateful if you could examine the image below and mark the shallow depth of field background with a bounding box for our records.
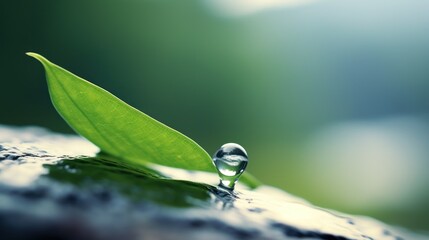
[1,0,429,232]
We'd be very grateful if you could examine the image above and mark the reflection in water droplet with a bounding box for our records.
[212,143,248,190]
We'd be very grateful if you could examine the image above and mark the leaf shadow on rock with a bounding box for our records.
[43,155,220,208]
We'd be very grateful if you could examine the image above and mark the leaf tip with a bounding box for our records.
[26,52,50,66]
[25,52,52,68]
[25,52,36,57]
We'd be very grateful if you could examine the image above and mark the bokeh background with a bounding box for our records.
[1,0,429,232]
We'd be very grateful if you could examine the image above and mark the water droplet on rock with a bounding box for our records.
[212,143,248,190]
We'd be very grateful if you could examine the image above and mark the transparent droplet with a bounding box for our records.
[212,143,248,190]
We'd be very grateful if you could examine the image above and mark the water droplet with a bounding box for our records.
[212,143,248,190]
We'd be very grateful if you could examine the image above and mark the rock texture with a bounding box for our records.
[0,125,427,240]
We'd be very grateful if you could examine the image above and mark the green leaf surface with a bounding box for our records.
[27,52,260,188]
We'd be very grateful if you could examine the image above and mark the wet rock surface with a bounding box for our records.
[0,125,427,240]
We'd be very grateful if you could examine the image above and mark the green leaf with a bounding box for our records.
[27,52,260,188]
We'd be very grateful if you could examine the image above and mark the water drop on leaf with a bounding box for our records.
[212,143,248,190]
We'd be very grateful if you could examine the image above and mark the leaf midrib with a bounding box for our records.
[50,68,125,156]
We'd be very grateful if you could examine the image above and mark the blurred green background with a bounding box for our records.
[1,0,429,232]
